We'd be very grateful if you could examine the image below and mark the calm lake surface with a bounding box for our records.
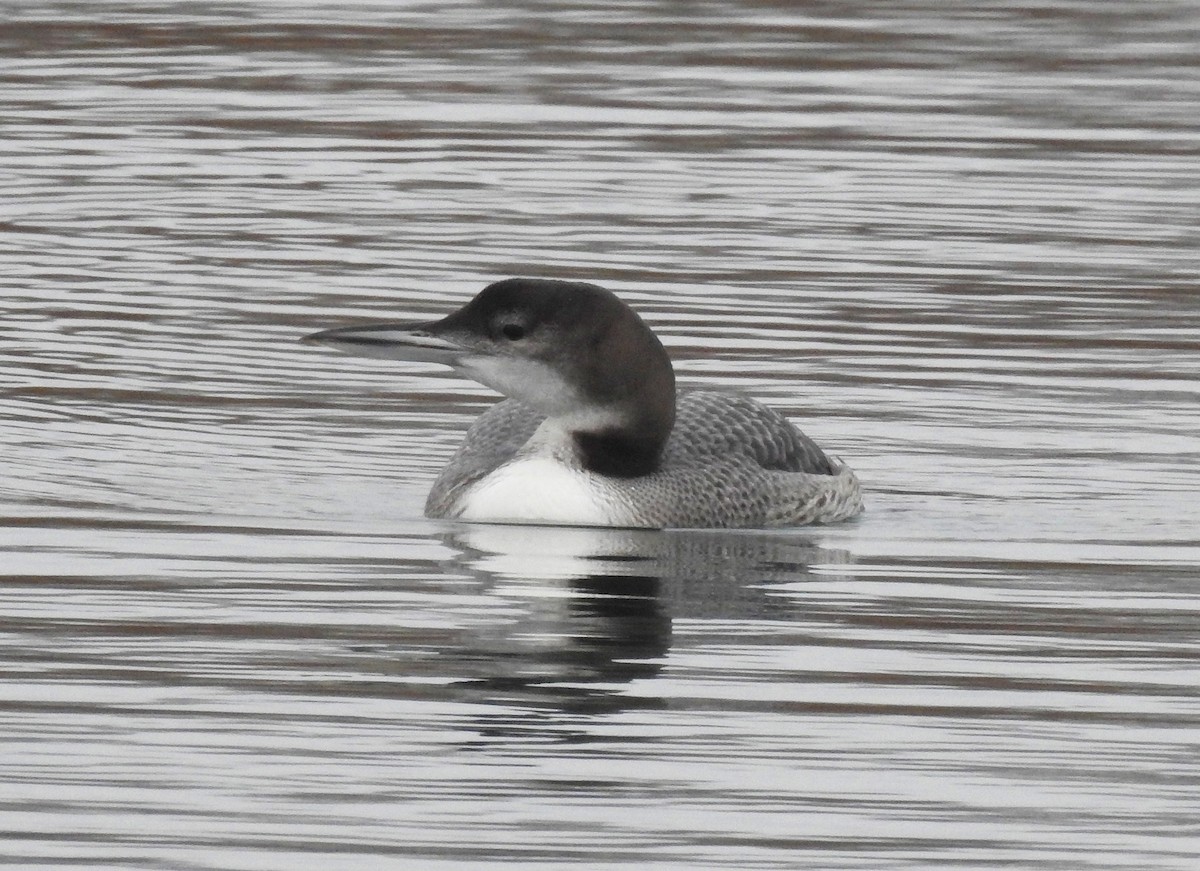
[2,1,1198,868]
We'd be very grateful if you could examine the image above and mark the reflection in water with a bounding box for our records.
[8,515,1194,868]
[438,526,850,721]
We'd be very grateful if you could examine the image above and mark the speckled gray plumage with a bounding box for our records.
[426,390,863,528]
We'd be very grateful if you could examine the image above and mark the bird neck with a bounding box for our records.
[572,427,664,477]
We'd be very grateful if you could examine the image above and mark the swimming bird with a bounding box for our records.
[304,278,862,528]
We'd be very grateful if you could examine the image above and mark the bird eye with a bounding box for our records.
[500,323,526,341]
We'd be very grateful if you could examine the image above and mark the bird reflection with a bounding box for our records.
[435,525,854,736]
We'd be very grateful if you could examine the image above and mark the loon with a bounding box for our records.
[304,278,863,529]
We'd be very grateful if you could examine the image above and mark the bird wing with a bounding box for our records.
[667,390,837,476]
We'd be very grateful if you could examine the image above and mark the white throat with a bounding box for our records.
[456,354,629,432]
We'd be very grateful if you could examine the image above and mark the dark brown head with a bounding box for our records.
[305,278,676,474]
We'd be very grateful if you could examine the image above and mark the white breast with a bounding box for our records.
[455,457,623,527]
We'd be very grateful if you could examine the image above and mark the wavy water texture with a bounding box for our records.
[2,2,1199,869]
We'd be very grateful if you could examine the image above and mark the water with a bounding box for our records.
[2,1,1199,868]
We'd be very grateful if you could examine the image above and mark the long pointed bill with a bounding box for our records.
[302,322,464,365]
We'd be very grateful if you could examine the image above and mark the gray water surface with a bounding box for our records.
[2,2,1199,869]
